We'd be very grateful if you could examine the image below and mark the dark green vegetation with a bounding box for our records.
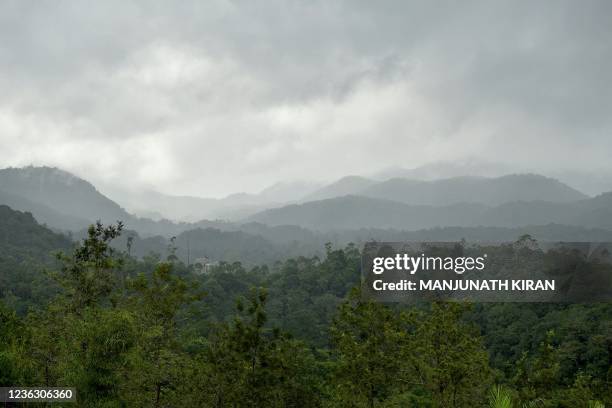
[0,208,610,407]
[0,205,72,314]
[101,223,612,269]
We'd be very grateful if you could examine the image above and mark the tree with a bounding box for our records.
[29,222,136,407]
[410,302,492,407]
[123,262,201,406]
[67,309,136,407]
[0,301,30,385]
[513,330,561,404]
[194,287,321,407]
[53,221,124,312]
[330,287,411,407]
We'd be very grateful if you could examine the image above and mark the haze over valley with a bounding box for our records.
[2,164,612,266]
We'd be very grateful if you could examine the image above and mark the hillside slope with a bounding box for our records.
[247,192,612,231]
[303,176,376,201]
[0,166,196,236]
[248,195,487,231]
[0,166,132,226]
[0,188,88,231]
[360,174,587,206]
[0,205,73,312]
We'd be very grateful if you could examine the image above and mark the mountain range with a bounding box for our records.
[0,166,128,224]
[1,165,612,240]
[247,193,612,231]
[3,164,612,269]
[303,173,586,206]
[101,180,322,222]
[0,166,198,236]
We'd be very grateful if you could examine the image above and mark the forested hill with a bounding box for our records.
[0,166,600,237]
[247,193,612,231]
[248,195,487,230]
[0,166,130,225]
[0,188,90,231]
[0,205,72,260]
[0,205,73,313]
[1,221,610,406]
[0,167,197,237]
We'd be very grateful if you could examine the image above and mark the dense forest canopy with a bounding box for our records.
[0,212,610,406]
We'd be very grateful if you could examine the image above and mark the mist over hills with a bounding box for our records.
[102,180,322,222]
[0,166,323,239]
[97,159,610,223]
[476,193,612,230]
[247,193,612,232]
[373,161,612,197]
[105,171,588,222]
[0,188,89,231]
[14,201,612,269]
[365,174,585,205]
[0,166,203,237]
[99,188,264,223]
[303,176,376,202]
[244,173,596,231]
[0,166,135,231]
[371,160,516,181]
[2,165,612,254]
[0,167,130,224]
[249,195,488,231]
[304,174,586,206]
[2,163,612,268]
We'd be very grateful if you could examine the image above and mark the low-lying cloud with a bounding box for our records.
[0,0,611,197]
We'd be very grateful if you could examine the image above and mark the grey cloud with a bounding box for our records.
[0,0,611,196]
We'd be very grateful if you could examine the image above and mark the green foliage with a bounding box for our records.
[488,385,513,408]
[0,301,28,385]
[53,221,124,311]
[0,220,610,407]
[0,205,72,312]
[123,262,202,406]
[193,288,321,407]
[330,287,410,407]
[68,309,136,407]
[412,302,492,407]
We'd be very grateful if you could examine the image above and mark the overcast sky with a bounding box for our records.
[0,1,611,197]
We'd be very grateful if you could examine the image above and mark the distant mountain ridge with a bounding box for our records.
[0,166,131,224]
[371,160,612,197]
[0,188,89,230]
[0,166,604,237]
[102,180,322,222]
[0,166,314,237]
[0,166,192,236]
[247,192,612,231]
[305,174,587,206]
[250,195,487,231]
[371,160,516,181]
[303,176,376,201]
